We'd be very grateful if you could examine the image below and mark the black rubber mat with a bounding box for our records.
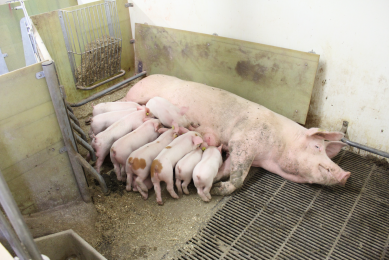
[175,150,389,259]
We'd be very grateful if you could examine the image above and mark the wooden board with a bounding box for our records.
[0,62,80,215]
[0,0,77,72]
[31,0,136,104]
[135,24,320,124]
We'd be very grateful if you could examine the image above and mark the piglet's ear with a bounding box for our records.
[325,141,348,158]
[158,128,169,134]
[178,127,189,135]
[306,128,344,141]
[217,144,223,153]
[154,122,161,132]
[180,106,189,116]
[143,117,151,122]
[192,136,203,146]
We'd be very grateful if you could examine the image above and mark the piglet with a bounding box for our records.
[90,108,138,137]
[150,131,203,205]
[110,119,162,182]
[131,175,153,192]
[126,128,178,199]
[146,97,192,132]
[193,145,223,202]
[92,101,140,116]
[92,110,150,173]
[175,147,203,195]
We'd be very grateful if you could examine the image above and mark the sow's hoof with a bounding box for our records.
[211,181,236,196]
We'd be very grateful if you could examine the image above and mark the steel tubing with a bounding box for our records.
[341,138,389,158]
[70,71,147,107]
[0,170,43,260]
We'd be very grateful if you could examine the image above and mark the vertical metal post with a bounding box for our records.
[0,170,43,260]
[58,11,77,84]
[42,60,91,203]
[0,211,31,260]
[104,1,114,37]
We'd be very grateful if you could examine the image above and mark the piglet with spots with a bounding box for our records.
[193,145,223,202]
[92,110,150,174]
[150,131,203,205]
[126,128,178,198]
[110,118,162,182]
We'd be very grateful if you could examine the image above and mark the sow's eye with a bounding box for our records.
[315,145,321,152]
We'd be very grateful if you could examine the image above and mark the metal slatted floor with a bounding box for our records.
[173,150,389,260]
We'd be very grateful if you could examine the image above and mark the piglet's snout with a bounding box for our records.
[338,171,351,186]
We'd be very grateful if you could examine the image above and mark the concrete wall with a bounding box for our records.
[80,0,389,155]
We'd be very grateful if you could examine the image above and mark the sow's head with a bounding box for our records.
[294,128,350,186]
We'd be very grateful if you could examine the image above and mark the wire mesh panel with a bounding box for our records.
[58,0,122,87]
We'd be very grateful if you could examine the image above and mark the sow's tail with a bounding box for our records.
[150,159,163,179]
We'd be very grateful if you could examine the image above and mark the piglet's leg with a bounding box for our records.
[211,138,255,196]
[136,177,149,200]
[203,186,212,201]
[175,178,183,196]
[181,179,191,195]
[197,188,210,202]
[214,156,231,183]
[126,168,134,191]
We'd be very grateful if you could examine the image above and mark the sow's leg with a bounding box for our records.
[211,136,255,196]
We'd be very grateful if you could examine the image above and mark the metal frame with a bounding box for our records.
[0,169,44,260]
[42,60,109,196]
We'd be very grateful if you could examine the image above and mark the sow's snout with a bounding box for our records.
[338,171,351,186]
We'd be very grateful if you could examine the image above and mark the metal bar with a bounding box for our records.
[42,60,91,203]
[68,110,81,127]
[341,138,389,158]
[0,211,31,260]
[87,6,99,86]
[104,1,114,37]
[75,134,96,162]
[70,148,109,195]
[0,170,43,260]
[58,11,76,84]
[66,102,74,114]
[97,4,106,80]
[70,71,147,107]
[76,69,125,90]
[71,121,88,143]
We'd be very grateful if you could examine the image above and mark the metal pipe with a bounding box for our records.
[75,134,96,162]
[70,149,109,195]
[68,110,81,127]
[0,211,31,260]
[42,60,91,203]
[71,121,88,143]
[76,69,125,90]
[70,71,147,107]
[0,170,43,260]
[341,138,389,158]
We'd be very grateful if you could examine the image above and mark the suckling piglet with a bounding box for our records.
[126,128,178,199]
[92,110,150,174]
[146,97,192,132]
[175,147,203,195]
[150,131,203,205]
[92,101,140,116]
[90,108,137,137]
[193,145,223,202]
[110,119,162,182]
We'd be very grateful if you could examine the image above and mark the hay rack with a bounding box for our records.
[58,0,124,90]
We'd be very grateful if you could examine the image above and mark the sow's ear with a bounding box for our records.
[325,141,348,158]
[192,136,203,146]
[306,128,344,141]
